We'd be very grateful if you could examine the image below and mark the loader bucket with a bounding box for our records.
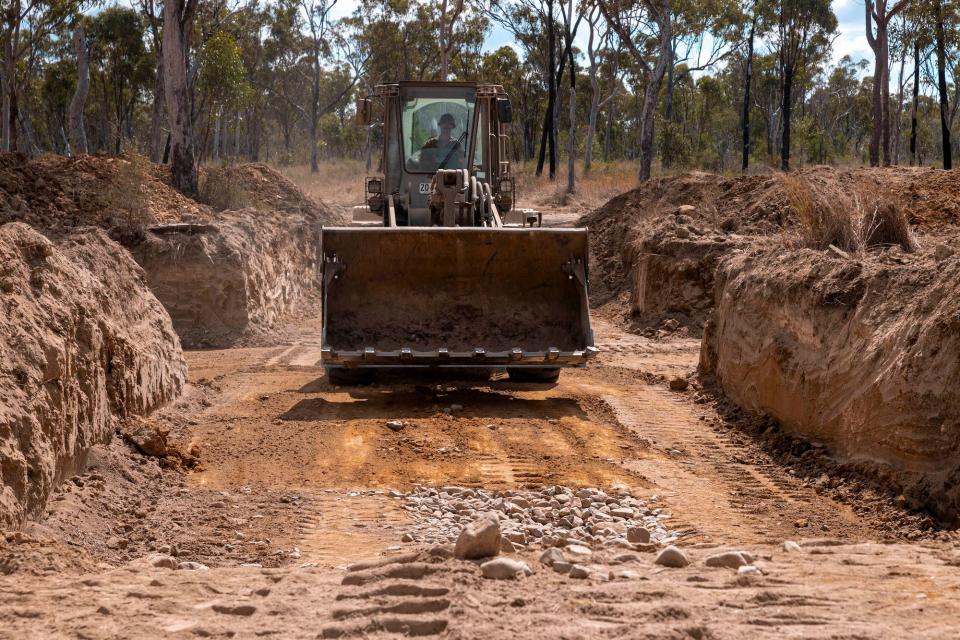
[320,227,597,368]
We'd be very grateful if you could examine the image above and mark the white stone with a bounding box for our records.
[654,545,689,568]
[480,557,531,579]
[705,551,749,569]
[454,515,501,559]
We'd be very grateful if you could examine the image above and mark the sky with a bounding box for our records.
[327,0,874,69]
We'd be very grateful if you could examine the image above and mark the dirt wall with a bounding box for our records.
[131,209,322,348]
[627,219,749,330]
[581,166,960,331]
[0,223,185,527]
[701,246,960,522]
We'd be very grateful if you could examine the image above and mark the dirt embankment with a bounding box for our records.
[0,223,185,528]
[130,163,341,347]
[581,166,960,332]
[583,166,960,523]
[0,153,342,347]
[0,153,209,235]
[132,209,323,348]
[700,245,960,522]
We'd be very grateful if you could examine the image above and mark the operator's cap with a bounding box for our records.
[438,113,455,127]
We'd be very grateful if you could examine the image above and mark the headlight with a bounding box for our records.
[499,179,513,192]
[366,178,383,194]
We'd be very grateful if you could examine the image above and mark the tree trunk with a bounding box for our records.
[664,44,675,122]
[310,47,320,173]
[910,39,919,166]
[935,0,952,169]
[781,64,793,171]
[235,111,241,157]
[548,0,557,179]
[868,29,883,166]
[585,72,600,175]
[439,0,449,81]
[603,100,614,161]
[69,27,90,155]
[742,18,755,173]
[213,108,221,162]
[163,0,198,196]
[564,0,574,192]
[149,49,165,162]
[881,36,891,166]
[0,63,7,151]
[892,48,906,165]
[536,0,556,178]
[5,34,18,153]
[638,2,671,182]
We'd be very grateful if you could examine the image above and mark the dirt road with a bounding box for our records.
[2,312,960,639]
[0,288,960,638]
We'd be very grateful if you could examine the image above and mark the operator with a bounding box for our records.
[420,113,464,169]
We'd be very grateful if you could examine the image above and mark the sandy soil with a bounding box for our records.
[3,305,958,638]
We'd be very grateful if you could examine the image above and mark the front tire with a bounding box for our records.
[326,367,374,386]
[507,367,561,383]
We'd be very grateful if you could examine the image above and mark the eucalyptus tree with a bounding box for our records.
[865,0,911,166]
[89,6,153,153]
[598,0,672,181]
[163,0,200,194]
[1,0,95,151]
[760,0,836,170]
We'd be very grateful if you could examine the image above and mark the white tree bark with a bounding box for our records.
[162,0,198,195]
[68,26,89,154]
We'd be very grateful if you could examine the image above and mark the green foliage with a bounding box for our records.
[6,0,960,173]
[198,31,255,111]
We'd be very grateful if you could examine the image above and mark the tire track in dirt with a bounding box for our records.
[575,368,874,545]
[295,492,409,567]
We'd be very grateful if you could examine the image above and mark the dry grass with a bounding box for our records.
[513,160,638,212]
[278,160,366,213]
[783,174,917,254]
[199,165,251,211]
[858,192,919,252]
[104,155,152,242]
[278,159,638,216]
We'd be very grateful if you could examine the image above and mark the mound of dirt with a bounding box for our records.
[0,153,209,235]
[581,172,788,326]
[204,163,345,223]
[700,244,960,523]
[581,166,960,331]
[131,208,322,348]
[0,223,185,527]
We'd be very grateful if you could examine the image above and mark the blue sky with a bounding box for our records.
[329,0,873,68]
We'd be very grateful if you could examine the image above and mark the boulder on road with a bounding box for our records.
[454,515,501,559]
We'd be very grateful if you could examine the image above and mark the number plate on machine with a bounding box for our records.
[419,182,431,194]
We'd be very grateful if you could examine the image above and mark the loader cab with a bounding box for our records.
[361,81,515,227]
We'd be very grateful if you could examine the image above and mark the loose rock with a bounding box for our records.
[705,551,750,569]
[568,564,589,579]
[149,554,178,569]
[539,548,565,567]
[627,526,651,544]
[480,557,531,580]
[454,515,501,559]
[654,545,690,568]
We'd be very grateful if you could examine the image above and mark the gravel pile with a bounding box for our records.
[399,485,677,550]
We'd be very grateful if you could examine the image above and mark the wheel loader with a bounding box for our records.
[320,81,597,384]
